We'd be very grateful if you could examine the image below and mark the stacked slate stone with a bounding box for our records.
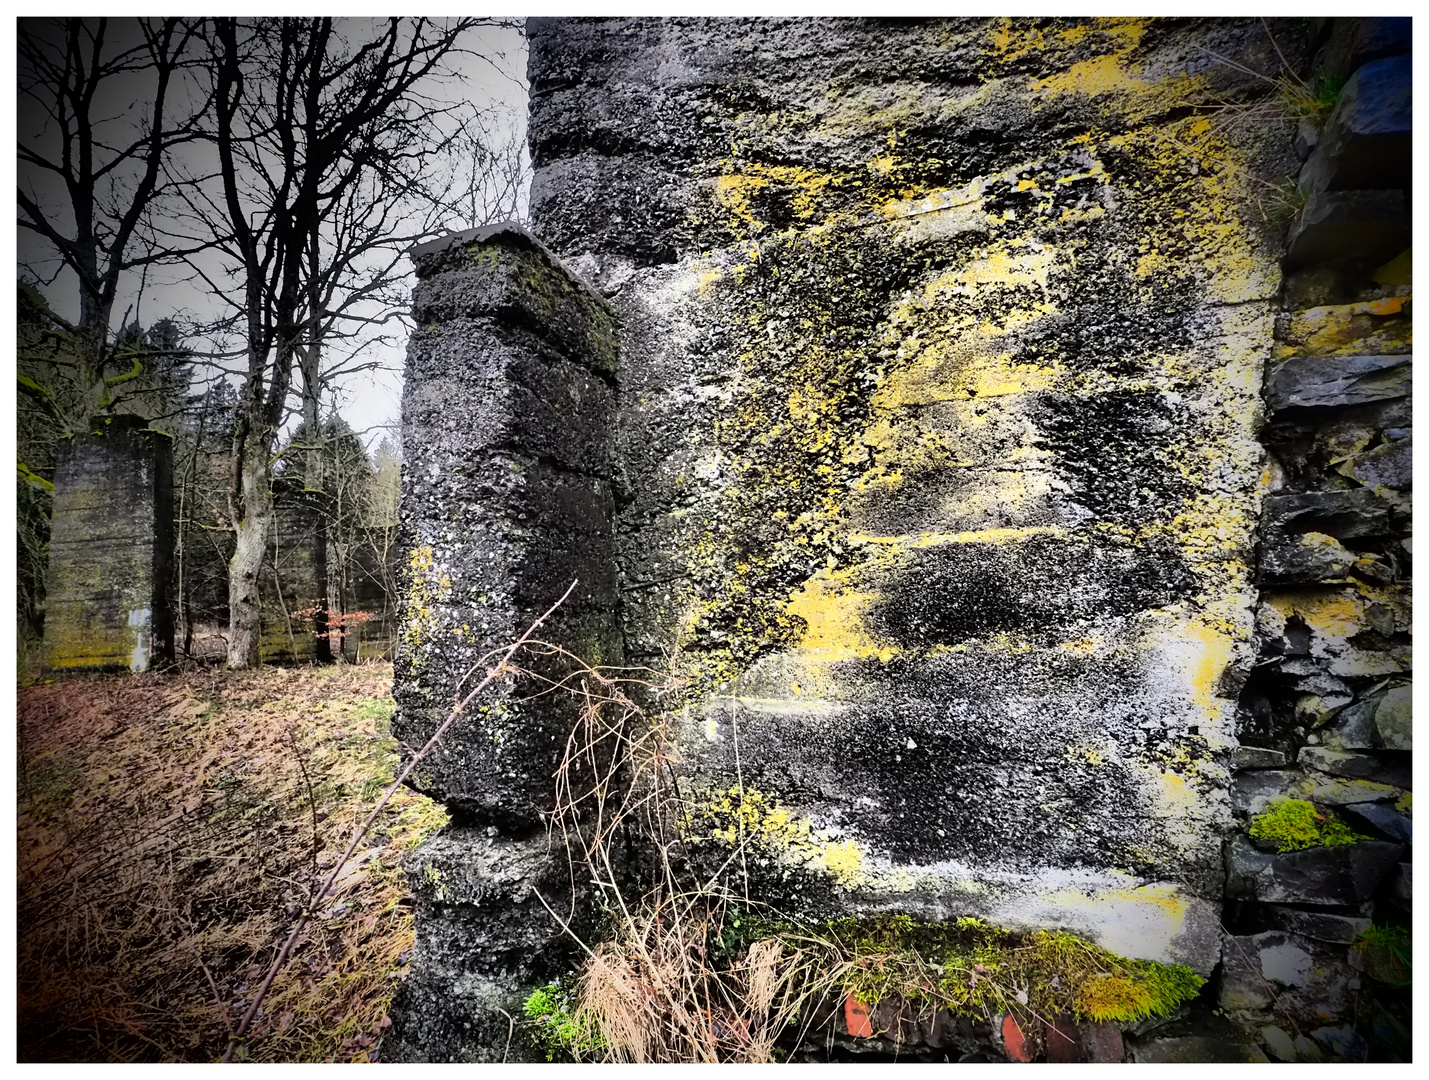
[1227,17,1411,1063]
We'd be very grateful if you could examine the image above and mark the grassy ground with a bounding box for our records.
[16,662,447,1063]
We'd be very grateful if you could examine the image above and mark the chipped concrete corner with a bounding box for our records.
[390,16,1411,1064]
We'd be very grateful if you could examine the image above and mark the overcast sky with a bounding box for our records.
[16,18,530,450]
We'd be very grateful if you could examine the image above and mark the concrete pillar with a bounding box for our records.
[385,223,621,1061]
[259,479,330,664]
[43,414,173,673]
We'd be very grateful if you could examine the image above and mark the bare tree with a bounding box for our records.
[18,16,527,671]
[167,16,520,668]
[17,18,208,422]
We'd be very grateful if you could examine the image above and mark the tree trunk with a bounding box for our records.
[227,445,273,669]
[327,526,345,661]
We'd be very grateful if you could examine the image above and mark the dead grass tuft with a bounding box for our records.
[16,663,447,1062]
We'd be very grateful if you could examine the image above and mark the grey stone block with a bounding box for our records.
[1310,1024,1370,1061]
[1221,930,1354,1024]
[1321,695,1380,751]
[385,828,588,1062]
[1260,530,1357,585]
[1285,190,1409,270]
[1263,352,1410,411]
[1261,1025,1326,1062]
[1263,905,1371,944]
[1130,1036,1269,1063]
[1317,17,1411,82]
[1373,683,1412,750]
[1336,433,1411,491]
[1231,769,1306,815]
[1225,834,1404,905]
[1390,862,1411,905]
[1342,800,1412,844]
[410,223,619,376]
[393,229,623,826]
[1230,746,1287,770]
[1298,746,1412,788]
[1300,55,1412,194]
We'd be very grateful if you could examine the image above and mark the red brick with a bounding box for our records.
[1002,1014,1031,1062]
[1079,1021,1125,1063]
[844,995,873,1039]
[1046,1014,1080,1062]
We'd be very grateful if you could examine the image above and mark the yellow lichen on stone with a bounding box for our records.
[821,840,866,888]
[402,545,451,656]
[1272,298,1414,358]
[785,571,894,662]
[685,784,869,890]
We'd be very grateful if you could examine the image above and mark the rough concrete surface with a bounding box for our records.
[43,415,173,673]
[529,15,1305,972]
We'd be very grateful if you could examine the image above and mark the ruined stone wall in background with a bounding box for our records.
[529,16,1304,974]
[1221,19,1411,1061]
[43,415,174,673]
[257,480,330,664]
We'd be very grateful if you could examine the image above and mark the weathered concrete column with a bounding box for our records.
[385,223,621,1061]
[258,479,329,664]
[527,16,1304,979]
[43,414,173,673]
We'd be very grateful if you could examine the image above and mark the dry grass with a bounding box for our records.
[16,662,447,1063]
[517,649,851,1063]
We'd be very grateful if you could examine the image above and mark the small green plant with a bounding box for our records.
[1258,177,1310,225]
[1248,797,1366,853]
[522,981,607,1061]
[1352,925,1411,987]
[1281,72,1345,125]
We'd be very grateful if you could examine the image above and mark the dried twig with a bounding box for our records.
[218,580,579,1062]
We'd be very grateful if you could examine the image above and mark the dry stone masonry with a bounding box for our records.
[388,16,1411,1062]
[1224,16,1412,1062]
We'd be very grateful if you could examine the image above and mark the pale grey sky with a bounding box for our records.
[16,18,530,451]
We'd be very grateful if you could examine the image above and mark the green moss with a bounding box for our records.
[1351,925,1411,987]
[521,979,606,1061]
[1248,797,1368,853]
[737,911,1204,1027]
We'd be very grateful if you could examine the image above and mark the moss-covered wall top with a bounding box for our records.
[529,16,1309,972]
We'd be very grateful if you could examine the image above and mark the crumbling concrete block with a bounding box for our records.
[392,223,621,828]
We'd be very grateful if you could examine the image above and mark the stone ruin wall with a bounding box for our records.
[43,440,396,670]
[380,16,1410,1062]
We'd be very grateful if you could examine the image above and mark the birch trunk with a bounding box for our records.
[226,442,273,669]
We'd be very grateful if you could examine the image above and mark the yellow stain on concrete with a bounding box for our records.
[687,784,871,889]
[1182,617,1236,715]
[821,840,867,888]
[697,264,725,293]
[785,572,895,662]
[1027,19,1151,99]
[851,525,1067,549]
